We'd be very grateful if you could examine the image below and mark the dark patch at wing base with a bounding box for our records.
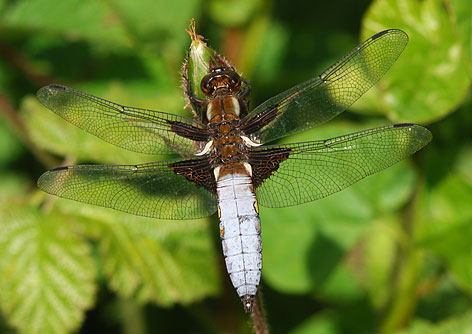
[169,158,216,193]
[248,147,291,188]
[241,104,279,135]
[167,120,210,141]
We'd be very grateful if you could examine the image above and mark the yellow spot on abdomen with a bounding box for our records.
[254,200,259,214]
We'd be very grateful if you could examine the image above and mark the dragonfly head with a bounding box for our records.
[201,67,242,97]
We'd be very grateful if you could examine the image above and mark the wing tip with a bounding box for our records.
[37,84,67,100]
[394,123,433,146]
[49,166,69,172]
[48,84,66,89]
[393,122,414,128]
[372,29,408,40]
[372,30,390,40]
[37,166,69,189]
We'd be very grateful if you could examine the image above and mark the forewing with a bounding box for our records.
[250,124,431,208]
[38,158,217,220]
[242,30,409,144]
[37,85,209,156]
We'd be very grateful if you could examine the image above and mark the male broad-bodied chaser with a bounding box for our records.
[37,29,431,312]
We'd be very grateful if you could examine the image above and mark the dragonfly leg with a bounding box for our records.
[240,77,251,98]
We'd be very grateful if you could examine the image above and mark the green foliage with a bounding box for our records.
[397,309,472,334]
[59,201,220,305]
[0,204,95,334]
[359,0,471,123]
[417,147,472,293]
[0,0,471,333]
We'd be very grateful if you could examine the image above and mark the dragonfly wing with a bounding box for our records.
[242,30,409,144]
[38,158,217,219]
[249,124,431,208]
[37,85,209,156]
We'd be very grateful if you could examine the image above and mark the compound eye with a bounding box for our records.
[226,72,241,90]
[232,77,241,89]
[200,75,213,95]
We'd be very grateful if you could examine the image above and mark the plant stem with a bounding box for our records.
[0,91,58,168]
[0,41,53,86]
[118,298,146,334]
[251,292,269,334]
[379,178,425,332]
[380,247,421,333]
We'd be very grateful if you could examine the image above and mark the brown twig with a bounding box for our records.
[251,292,269,334]
[0,91,58,168]
[0,41,54,87]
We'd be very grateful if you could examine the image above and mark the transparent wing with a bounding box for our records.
[37,85,209,156]
[250,124,431,208]
[242,30,409,144]
[38,158,217,220]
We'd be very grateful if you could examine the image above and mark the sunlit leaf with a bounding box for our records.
[359,0,471,123]
[55,201,220,306]
[0,205,96,334]
[449,0,472,70]
[2,0,132,47]
[110,0,201,47]
[396,309,472,334]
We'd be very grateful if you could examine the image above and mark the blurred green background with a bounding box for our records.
[0,0,471,333]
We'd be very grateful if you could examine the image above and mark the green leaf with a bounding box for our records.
[417,171,472,293]
[290,312,338,334]
[208,0,263,27]
[396,309,472,334]
[415,274,472,322]
[250,21,289,84]
[359,0,471,123]
[2,0,132,47]
[0,119,22,168]
[110,0,201,46]
[359,215,399,308]
[449,0,472,71]
[316,264,365,303]
[56,201,220,306]
[0,173,29,199]
[0,205,96,334]
[261,121,418,294]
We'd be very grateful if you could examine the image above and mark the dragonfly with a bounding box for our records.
[37,29,431,312]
